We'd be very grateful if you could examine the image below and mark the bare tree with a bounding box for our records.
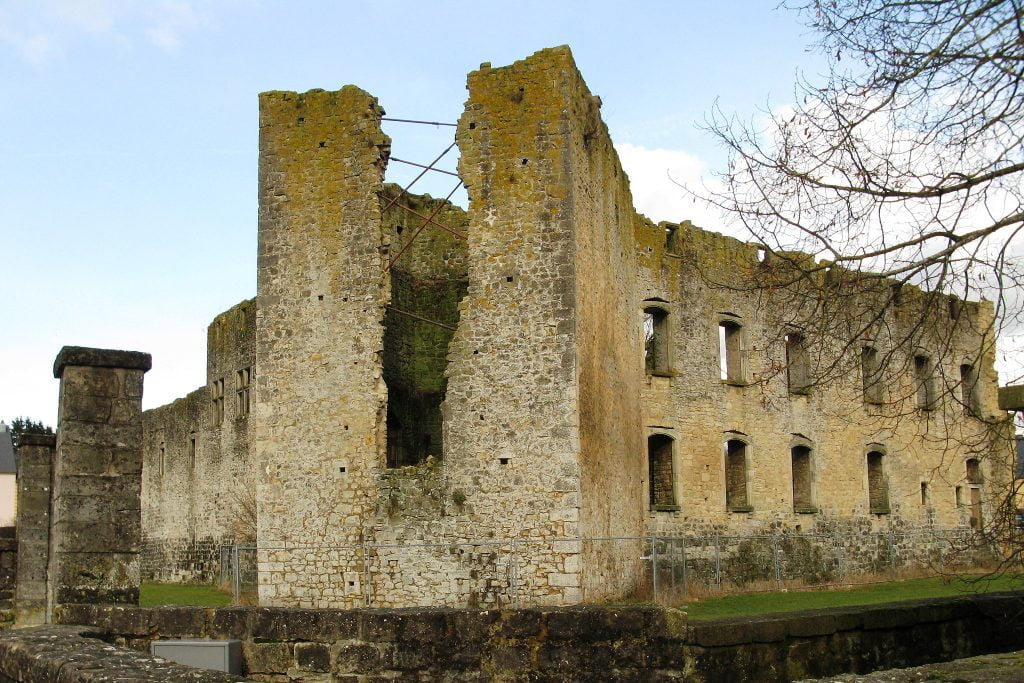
[699,0,1023,560]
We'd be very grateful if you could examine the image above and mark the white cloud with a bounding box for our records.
[615,142,742,237]
[0,0,207,63]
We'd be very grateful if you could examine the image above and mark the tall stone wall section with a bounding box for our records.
[48,346,150,612]
[635,220,1010,541]
[254,87,391,607]
[141,299,255,583]
[14,434,55,626]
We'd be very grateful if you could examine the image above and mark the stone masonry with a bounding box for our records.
[132,46,1013,607]
[14,433,54,626]
[47,346,151,616]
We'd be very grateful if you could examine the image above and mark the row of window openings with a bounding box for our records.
[211,367,252,425]
[156,434,197,478]
[646,308,981,414]
[649,436,984,524]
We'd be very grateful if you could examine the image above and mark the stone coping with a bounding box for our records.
[0,625,245,681]
[17,433,55,447]
[53,345,152,378]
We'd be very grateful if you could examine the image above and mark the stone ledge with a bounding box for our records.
[17,433,55,447]
[0,624,246,681]
[53,346,153,378]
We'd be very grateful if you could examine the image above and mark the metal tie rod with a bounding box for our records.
[381,117,457,127]
[390,157,460,177]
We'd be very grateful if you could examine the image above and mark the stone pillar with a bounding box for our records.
[47,346,151,616]
[14,433,55,626]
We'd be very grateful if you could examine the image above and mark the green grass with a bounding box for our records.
[685,573,1024,620]
[139,582,232,608]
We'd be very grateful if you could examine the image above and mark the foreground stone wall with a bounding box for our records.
[48,347,151,612]
[15,435,53,626]
[26,592,1022,682]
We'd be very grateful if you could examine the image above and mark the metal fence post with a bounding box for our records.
[679,536,687,599]
[510,539,519,608]
[888,529,897,580]
[361,541,371,607]
[714,533,722,589]
[772,534,782,589]
[232,545,240,601]
[650,535,658,602]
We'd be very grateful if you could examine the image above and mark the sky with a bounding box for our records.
[0,0,959,426]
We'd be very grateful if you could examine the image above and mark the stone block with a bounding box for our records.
[399,609,451,642]
[497,609,542,638]
[333,641,381,674]
[149,606,208,637]
[545,606,647,641]
[209,608,250,640]
[294,642,331,672]
[243,641,294,674]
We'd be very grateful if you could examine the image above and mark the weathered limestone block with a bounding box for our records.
[15,433,55,627]
[47,346,151,615]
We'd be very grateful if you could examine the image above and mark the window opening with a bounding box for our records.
[966,458,982,485]
[211,378,225,425]
[867,450,889,514]
[719,320,744,384]
[644,306,671,376]
[914,355,935,410]
[648,434,677,510]
[955,485,963,507]
[920,481,928,506]
[785,332,810,395]
[189,434,196,473]
[861,346,883,404]
[791,445,814,512]
[236,367,251,416]
[725,439,751,511]
[959,363,979,416]
[158,443,165,478]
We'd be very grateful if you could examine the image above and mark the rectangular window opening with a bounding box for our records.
[960,363,979,416]
[236,367,251,417]
[648,434,677,511]
[914,355,935,410]
[785,332,810,395]
[644,306,671,376]
[211,378,225,425]
[867,451,889,514]
[862,346,883,405]
[726,439,751,511]
[719,321,744,384]
[791,446,814,512]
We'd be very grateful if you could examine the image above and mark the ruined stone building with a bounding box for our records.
[138,47,1011,608]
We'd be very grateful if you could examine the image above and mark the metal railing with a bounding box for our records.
[219,528,1001,606]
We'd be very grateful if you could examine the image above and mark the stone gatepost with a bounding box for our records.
[47,346,151,618]
[14,433,55,626]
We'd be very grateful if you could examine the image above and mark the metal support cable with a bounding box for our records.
[386,306,457,331]
[381,117,457,127]
[390,157,460,177]
[380,141,457,215]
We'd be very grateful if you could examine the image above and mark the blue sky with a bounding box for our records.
[0,1,832,425]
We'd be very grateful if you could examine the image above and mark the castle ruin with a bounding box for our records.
[135,47,1011,608]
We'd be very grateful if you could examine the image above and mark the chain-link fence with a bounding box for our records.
[219,528,1002,606]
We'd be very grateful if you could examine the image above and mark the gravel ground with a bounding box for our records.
[799,650,1024,682]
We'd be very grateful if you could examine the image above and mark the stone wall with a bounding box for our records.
[33,593,1024,682]
[636,220,1011,539]
[132,45,1012,608]
[141,299,255,583]
[14,434,53,627]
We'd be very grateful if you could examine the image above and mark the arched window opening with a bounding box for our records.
[648,434,677,511]
[966,458,983,485]
[867,450,889,514]
[791,445,814,513]
[725,439,751,511]
[644,305,671,376]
